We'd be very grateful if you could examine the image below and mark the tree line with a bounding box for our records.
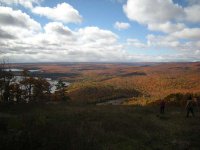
[0,63,69,104]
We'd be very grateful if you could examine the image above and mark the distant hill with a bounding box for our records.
[12,62,200,104]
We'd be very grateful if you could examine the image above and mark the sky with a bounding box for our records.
[0,0,200,62]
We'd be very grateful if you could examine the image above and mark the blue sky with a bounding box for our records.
[0,0,200,62]
[29,0,150,41]
[21,0,193,36]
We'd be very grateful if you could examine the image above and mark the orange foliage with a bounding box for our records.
[13,62,200,103]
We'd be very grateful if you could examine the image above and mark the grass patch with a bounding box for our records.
[0,104,200,150]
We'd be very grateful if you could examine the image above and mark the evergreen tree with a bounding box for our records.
[56,80,69,101]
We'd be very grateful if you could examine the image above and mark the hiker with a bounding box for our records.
[186,96,195,118]
[160,99,166,114]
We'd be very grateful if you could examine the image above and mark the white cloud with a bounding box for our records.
[123,0,184,24]
[147,34,180,48]
[148,22,186,33]
[187,0,200,5]
[0,28,16,39]
[150,34,200,53]
[123,0,200,30]
[32,3,82,24]
[127,39,147,48]
[78,26,118,44]
[114,21,130,30]
[1,18,199,62]
[172,28,200,40]
[125,34,200,62]
[44,22,73,36]
[0,6,41,31]
[122,0,200,62]
[127,35,181,49]
[1,1,200,62]
[184,5,200,23]
[126,31,200,53]
[0,0,42,8]
[0,19,129,62]
[0,6,41,42]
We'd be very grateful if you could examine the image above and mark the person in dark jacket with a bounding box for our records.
[160,100,166,114]
[186,96,195,117]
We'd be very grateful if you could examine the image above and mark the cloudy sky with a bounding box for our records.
[0,0,200,62]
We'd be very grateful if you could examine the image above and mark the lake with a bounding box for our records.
[4,68,41,72]
[10,76,70,93]
[3,68,70,93]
